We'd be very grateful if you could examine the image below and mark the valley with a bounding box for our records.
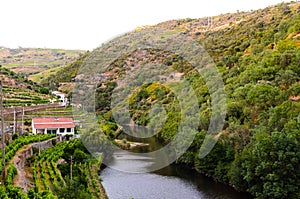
[0,1,299,199]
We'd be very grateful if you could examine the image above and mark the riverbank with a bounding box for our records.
[114,139,149,150]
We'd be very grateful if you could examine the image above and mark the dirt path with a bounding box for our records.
[9,138,56,193]
[10,145,34,192]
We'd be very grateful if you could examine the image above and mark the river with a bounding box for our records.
[101,149,252,199]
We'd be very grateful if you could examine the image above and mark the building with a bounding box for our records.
[51,91,68,106]
[32,117,75,136]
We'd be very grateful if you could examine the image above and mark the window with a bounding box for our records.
[59,128,65,133]
[47,129,57,134]
[67,128,72,132]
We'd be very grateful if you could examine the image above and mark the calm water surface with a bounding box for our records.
[101,150,252,199]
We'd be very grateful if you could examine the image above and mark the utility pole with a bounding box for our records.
[15,108,18,135]
[21,107,24,135]
[70,155,73,181]
[207,16,213,27]
[0,81,5,183]
[13,108,16,134]
[38,133,40,155]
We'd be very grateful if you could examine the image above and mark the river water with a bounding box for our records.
[101,150,252,199]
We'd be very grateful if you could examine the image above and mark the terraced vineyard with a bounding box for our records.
[31,139,106,199]
[80,161,108,199]
[0,66,54,108]
[0,134,56,199]
[24,107,74,118]
[0,135,107,199]
[0,134,55,174]
[3,86,51,107]
[32,141,67,196]
[0,137,107,199]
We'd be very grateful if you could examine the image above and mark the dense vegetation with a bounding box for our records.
[28,1,300,198]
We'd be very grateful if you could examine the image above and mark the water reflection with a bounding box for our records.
[101,150,252,199]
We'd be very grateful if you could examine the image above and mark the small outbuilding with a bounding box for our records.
[51,91,68,106]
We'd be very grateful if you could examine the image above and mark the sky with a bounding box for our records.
[0,0,292,50]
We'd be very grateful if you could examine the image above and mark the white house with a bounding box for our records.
[51,91,68,106]
[32,117,75,136]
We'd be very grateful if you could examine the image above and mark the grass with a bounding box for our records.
[160,30,182,37]
[4,61,35,68]
[29,65,63,82]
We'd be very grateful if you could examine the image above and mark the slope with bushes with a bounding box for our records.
[36,1,300,198]
[78,3,300,198]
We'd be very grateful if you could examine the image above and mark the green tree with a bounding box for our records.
[242,132,300,199]
[55,178,92,199]
[73,148,88,163]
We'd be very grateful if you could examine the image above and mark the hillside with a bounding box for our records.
[73,3,300,198]
[0,46,85,83]
[34,1,300,198]
[46,1,300,88]
[0,66,53,107]
[39,52,90,95]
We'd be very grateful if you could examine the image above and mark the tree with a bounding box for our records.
[241,132,300,198]
[55,178,92,199]
[195,135,235,182]
[73,148,88,163]
[275,69,298,87]
[246,84,282,110]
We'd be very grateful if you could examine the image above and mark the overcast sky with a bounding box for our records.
[0,0,292,50]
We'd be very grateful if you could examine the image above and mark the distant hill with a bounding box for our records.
[0,46,85,83]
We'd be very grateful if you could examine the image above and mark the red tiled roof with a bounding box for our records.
[32,117,75,129]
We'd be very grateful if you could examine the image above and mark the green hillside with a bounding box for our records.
[25,1,300,198]
[73,2,300,199]
[39,52,90,95]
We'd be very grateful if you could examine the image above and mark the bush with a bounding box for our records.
[12,134,18,140]
[39,87,49,94]
[52,139,57,146]
[24,120,31,126]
